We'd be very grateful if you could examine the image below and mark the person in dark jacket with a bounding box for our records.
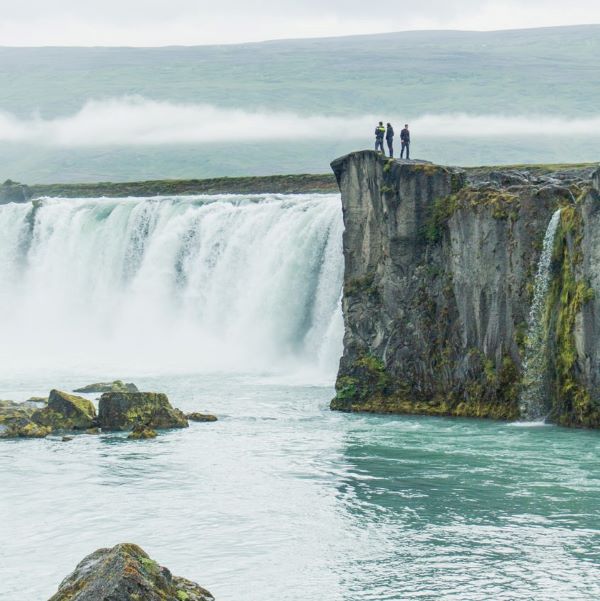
[374,121,385,153]
[400,124,410,159]
[386,123,394,157]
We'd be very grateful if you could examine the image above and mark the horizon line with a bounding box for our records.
[0,23,598,50]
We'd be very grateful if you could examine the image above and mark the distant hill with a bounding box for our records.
[1,26,599,117]
[0,26,599,182]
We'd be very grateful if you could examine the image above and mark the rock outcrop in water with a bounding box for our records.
[98,392,188,431]
[48,543,214,601]
[32,389,97,431]
[331,150,600,427]
[74,380,139,394]
[0,400,51,438]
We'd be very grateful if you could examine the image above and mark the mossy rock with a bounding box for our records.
[128,424,158,439]
[98,392,188,431]
[0,400,51,438]
[31,389,97,431]
[48,542,214,601]
[73,380,139,394]
[0,414,51,438]
[186,413,218,423]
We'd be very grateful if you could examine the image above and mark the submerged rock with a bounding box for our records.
[187,412,218,422]
[128,424,158,439]
[98,392,188,431]
[32,389,97,431]
[26,396,48,404]
[48,542,214,601]
[73,380,139,394]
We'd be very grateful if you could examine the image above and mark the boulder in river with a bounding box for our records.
[98,392,188,431]
[0,400,51,438]
[48,542,214,601]
[32,389,97,431]
[128,423,158,439]
[187,412,218,422]
[73,380,139,394]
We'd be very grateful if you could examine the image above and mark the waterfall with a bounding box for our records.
[519,208,562,420]
[0,193,344,378]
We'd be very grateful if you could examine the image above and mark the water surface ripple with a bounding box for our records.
[1,374,599,601]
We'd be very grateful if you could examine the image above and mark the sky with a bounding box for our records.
[0,0,599,46]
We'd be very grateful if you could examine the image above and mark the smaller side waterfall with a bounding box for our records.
[519,208,562,420]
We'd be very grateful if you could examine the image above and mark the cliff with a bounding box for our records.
[331,150,600,427]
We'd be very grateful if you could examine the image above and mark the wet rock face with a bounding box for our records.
[98,392,188,431]
[48,543,214,601]
[74,380,139,394]
[32,390,97,431]
[331,150,599,426]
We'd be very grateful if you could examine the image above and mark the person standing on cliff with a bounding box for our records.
[400,124,410,159]
[375,122,385,153]
[386,123,394,157]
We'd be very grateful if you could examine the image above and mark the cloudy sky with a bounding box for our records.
[0,0,599,46]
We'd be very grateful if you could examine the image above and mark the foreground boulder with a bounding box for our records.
[98,392,188,431]
[0,400,51,438]
[48,543,214,601]
[187,412,218,422]
[74,380,139,394]
[32,390,97,431]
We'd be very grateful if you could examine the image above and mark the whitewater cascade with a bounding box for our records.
[519,208,562,420]
[0,194,344,378]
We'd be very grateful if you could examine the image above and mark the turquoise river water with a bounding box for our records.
[0,194,599,600]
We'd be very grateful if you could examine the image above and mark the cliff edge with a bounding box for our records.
[331,150,600,427]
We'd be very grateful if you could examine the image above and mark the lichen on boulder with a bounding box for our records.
[98,392,188,431]
[48,542,214,601]
[73,380,139,394]
[32,389,97,431]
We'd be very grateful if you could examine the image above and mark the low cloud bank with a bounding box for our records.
[1,97,599,146]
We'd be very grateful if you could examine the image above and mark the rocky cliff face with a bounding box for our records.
[331,150,600,427]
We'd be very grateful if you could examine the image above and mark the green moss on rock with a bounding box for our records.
[98,392,188,431]
[545,207,600,427]
[31,389,96,432]
[48,542,214,601]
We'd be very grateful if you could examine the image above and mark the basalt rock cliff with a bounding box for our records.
[331,150,600,427]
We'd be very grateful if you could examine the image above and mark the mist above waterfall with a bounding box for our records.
[0,194,344,379]
[2,97,600,147]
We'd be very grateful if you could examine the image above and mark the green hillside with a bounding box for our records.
[1,26,599,117]
[0,26,598,181]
